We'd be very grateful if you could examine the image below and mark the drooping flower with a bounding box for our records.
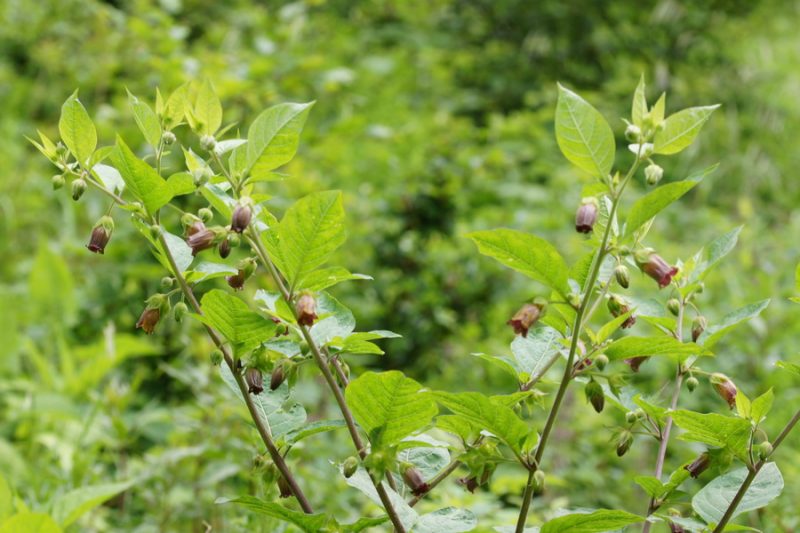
[87,216,114,254]
[245,367,264,395]
[186,222,216,256]
[575,197,599,234]
[607,294,636,329]
[711,373,737,409]
[231,203,252,233]
[636,249,678,289]
[507,299,547,337]
[684,452,710,478]
[296,293,318,327]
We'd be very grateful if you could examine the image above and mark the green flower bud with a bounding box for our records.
[692,316,707,343]
[686,376,699,392]
[758,441,773,461]
[71,178,87,201]
[149,224,161,240]
[173,301,188,322]
[533,470,545,496]
[192,167,213,187]
[343,456,359,478]
[594,354,609,371]
[625,124,642,142]
[160,276,174,290]
[614,265,630,289]
[55,141,67,156]
[585,379,604,413]
[625,411,637,424]
[616,429,633,457]
[198,207,214,223]
[210,349,223,366]
[228,232,241,247]
[52,174,66,190]
[667,298,680,316]
[200,135,217,151]
[162,131,177,145]
[645,163,664,186]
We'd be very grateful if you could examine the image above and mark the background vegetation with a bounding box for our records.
[1,0,799,530]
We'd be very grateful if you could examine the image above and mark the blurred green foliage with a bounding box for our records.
[1,0,799,530]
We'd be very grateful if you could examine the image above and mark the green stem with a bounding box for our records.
[514,155,642,533]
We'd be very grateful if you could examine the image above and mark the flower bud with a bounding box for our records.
[616,429,633,457]
[270,365,285,391]
[231,203,252,233]
[625,356,649,372]
[691,316,707,343]
[71,178,87,201]
[173,301,188,322]
[210,349,223,366]
[758,441,773,461]
[52,174,66,190]
[192,167,213,187]
[625,124,642,142]
[575,197,599,234]
[507,299,547,337]
[55,141,67,156]
[160,276,174,290]
[245,367,264,395]
[636,250,678,289]
[198,207,214,223]
[87,216,114,254]
[228,232,241,247]
[645,163,664,185]
[200,134,217,151]
[296,293,318,327]
[459,476,480,493]
[185,222,216,256]
[136,294,167,335]
[343,456,359,478]
[595,354,609,371]
[686,376,699,392]
[149,224,161,240]
[669,521,687,533]
[533,470,545,496]
[625,411,637,425]
[585,379,604,413]
[277,476,292,499]
[226,257,256,291]
[162,131,176,145]
[607,294,636,329]
[614,265,630,289]
[401,464,429,496]
[710,373,737,409]
[667,298,680,316]
[218,237,231,259]
[684,453,710,478]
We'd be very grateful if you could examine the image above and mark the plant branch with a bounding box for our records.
[408,459,462,507]
[245,229,407,532]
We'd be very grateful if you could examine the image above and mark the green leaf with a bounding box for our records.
[110,136,171,214]
[217,496,328,532]
[596,311,634,344]
[59,90,97,165]
[246,102,314,179]
[271,191,347,289]
[685,226,742,284]
[632,75,647,127]
[625,165,716,236]
[670,411,752,460]
[698,300,770,349]
[193,79,222,135]
[283,419,346,445]
[433,392,530,453]
[633,394,668,427]
[692,463,783,524]
[540,509,644,533]
[555,84,615,177]
[415,507,477,533]
[466,229,570,298]
[50,482,132,527]
[654,105,720,155]
[299,266,372,292]
[0,513,62,533]
[345,371,436,448]
[634,476,664,498]
[91,163,125,194]
[162,84,188,128]
[127,89,161,148]
[199,289,277,352]
[749,389,774,424]
[185,262,238,283]
[735,390,751,419]
[509,326,562,382]
[604,336,710,361]
[776,360,800,378]
[309,292,356,346]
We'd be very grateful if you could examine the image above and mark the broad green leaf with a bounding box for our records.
[91,164,125,194]
[749,389,773,424]
[185,262,238,283]
[283,419,346,445]
[632,75,647,127]
[596,311,634,343]
[162,84,188,128]
[651,93,666,124]
[555,84,615,177]
[154,229,194,274]
[299,266,372,292]
[509,326,562,382]
[671,411,751,460]
[127,89,161,148]
[343,469,417,529]
[246,102,314,179]
[309,292,356,346]
[776,360,800,378]
[698,300,770,349]
[59,90,97,165]
[692,463,783,524]
[654,105,720,155]
[634,476,664,498]
[625,165,716,236]
[735,390,751,419]
[165,172,196,197]
[0,513,61,533]
[433,392,530,453]
[467,229,570,298]
[540,509,644,533]
[685,226,742,283]
[193,79,222,135]
[415,507,477,533]
[271,191,346,290]
[199,289,277,352]
[269,403,307,437]
[346,371,436,447]
[50,482,131,527]
[398,445,450,482]
[604,336,710,361]
[217,496,328,532]
[110,136,171,214]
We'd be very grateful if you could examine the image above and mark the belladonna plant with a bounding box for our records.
[30,78,800,532]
